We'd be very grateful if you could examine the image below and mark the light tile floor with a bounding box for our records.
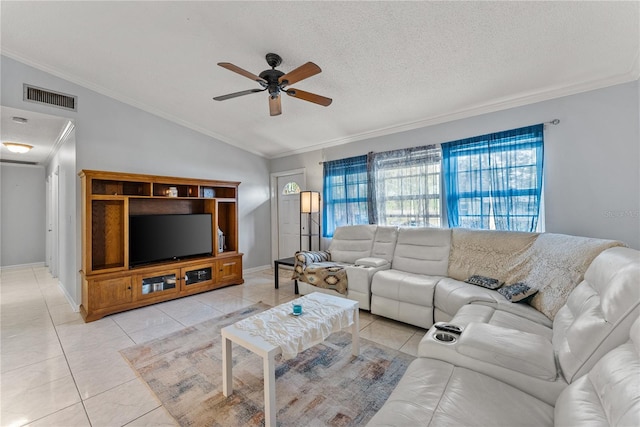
[0,265,426,426]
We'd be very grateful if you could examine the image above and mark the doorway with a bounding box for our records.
[270,169,306,261]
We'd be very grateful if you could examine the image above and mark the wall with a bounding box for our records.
[1,55,272,309]
[271,80,640,249]
[0,164,46,266]
[45,127,79,305]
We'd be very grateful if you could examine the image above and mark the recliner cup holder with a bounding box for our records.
[434,332,457,344]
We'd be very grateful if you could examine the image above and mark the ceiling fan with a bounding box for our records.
[213,53,332,116]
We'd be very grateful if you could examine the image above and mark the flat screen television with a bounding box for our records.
[129,213,213,267]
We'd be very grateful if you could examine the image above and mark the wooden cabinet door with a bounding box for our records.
[91,276,132,310]
[182,262,215,293]
[134,269,181,301]
[216,257,242,283]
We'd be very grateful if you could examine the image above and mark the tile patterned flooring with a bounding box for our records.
[0,265,426,426]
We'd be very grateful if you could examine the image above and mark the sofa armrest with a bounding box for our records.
[292,251,331,279]
[355,257,390,268]
[456,323,557,381]
[345,262,391,295]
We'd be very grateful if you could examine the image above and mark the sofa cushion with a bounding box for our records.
[554,317,640,426]
[441,304,553,341]
[392,227,451,276]
[371,269,439,328]
[552,246,640,383]
[328,225,377,264]
[498,282,538,302]
[370,226,398,262]
[371,269,438,307]
[366,358,554,427]
[456,323,557,381]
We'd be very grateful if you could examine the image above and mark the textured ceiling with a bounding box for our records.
[1,1,638,159]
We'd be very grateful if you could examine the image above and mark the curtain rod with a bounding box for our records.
[318,120,560,164]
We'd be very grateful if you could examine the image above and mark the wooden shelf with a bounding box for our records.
[79,170,244,322]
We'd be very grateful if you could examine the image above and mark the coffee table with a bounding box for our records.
[221,292,359,427]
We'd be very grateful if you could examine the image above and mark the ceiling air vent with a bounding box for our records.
[23,84,77,111]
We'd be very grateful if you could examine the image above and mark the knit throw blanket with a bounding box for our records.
[448,229,624,319]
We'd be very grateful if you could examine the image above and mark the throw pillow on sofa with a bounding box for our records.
[498,282,538,303]
[466,275,504,289]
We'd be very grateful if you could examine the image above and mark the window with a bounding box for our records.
[441,125,544,232]
[370,146,441,227]
[282,181,301,195]
[322,155,369,237]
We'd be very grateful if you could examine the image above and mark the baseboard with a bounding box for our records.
[0,261,46,271]
[57,280,80,312]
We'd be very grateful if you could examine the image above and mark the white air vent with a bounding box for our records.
[23,84,77,111]
[0,159,39,166]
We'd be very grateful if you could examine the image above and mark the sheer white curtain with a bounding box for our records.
[369,145,441,227]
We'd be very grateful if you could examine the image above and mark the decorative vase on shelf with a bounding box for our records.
[165,187,178,197]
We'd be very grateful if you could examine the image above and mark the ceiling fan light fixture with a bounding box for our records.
[3,142,33,154]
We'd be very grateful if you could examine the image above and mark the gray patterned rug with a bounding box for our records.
[120,302,415,427]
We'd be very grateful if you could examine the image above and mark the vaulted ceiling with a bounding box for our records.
[1,1,638,159]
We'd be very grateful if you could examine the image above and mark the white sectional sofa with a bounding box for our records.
[292,225,640,426]
[367,316,640,426]
[293,225,398,310]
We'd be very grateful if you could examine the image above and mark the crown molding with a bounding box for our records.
[268,70,639,159]
[4,50,637,161]
[1,50,267,158]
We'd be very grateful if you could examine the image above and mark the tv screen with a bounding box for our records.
[129,214,213,267]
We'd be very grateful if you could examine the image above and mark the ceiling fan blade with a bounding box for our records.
[285,88,332,107]
[218,62,267,84]
[269,95,282,116]
[213,88,264,101]
[278,62,321,86]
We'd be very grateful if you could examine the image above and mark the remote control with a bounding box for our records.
[434,323,462,334]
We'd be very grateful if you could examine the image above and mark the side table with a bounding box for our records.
[273,256,298,294]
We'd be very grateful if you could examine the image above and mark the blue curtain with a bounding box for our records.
[442,124,544,232]
[322,155,369,237]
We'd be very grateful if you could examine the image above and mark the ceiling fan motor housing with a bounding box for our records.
[259,69,286,97]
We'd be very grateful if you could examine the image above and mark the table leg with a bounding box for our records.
[264,352,276,427]
[222,336,233,396]
[352,306,360,356]
[274,262,280,289]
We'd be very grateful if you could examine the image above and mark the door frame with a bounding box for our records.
[270,168,306,262]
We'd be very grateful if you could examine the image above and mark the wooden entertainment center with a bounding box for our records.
[79,170,244,322]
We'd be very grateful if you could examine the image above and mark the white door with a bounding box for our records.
[45,176,51,268]
[277,173,304,259]
[49,167,59,278]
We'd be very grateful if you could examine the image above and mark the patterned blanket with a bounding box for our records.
[292,251,349,295]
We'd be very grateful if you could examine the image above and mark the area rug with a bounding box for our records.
[120,303,415,427]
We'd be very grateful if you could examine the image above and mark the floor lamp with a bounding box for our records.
[300,191,321,251]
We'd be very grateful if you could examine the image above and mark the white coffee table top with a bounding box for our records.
[224,292,358,359]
